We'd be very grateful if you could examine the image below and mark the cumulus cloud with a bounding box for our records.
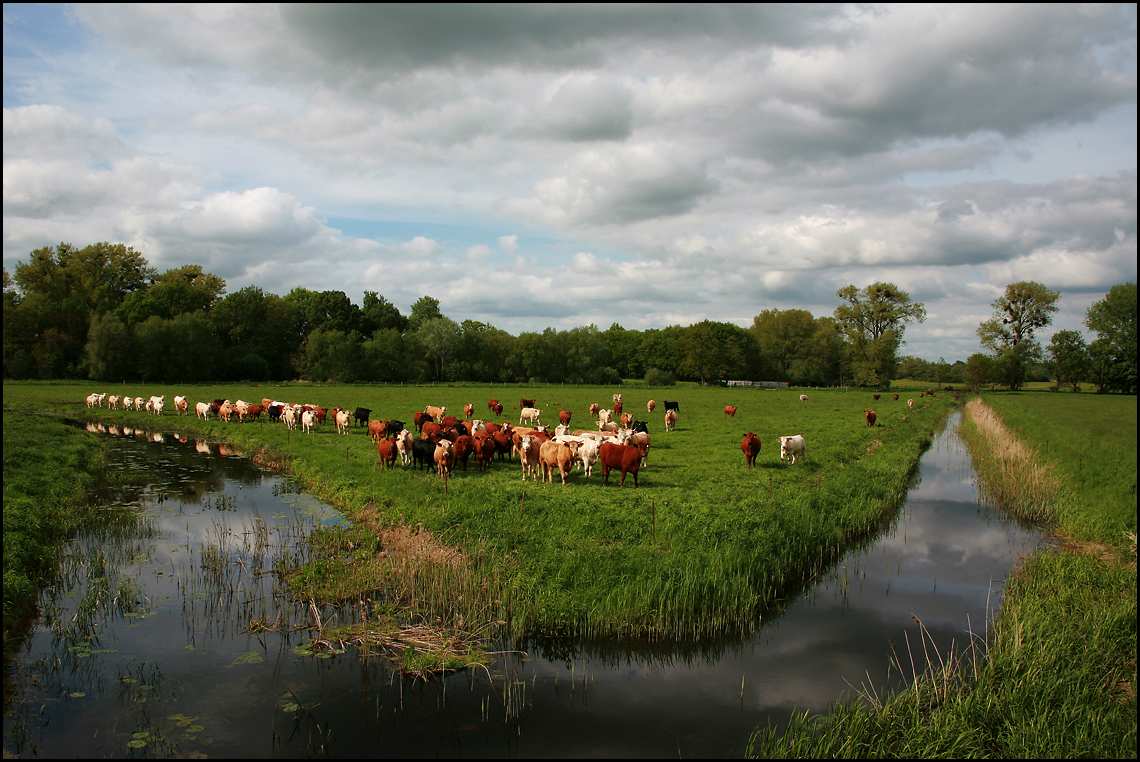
[498,234,519,255]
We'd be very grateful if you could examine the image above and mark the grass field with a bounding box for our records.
[750,391,1137,758]
[3,380,954,640]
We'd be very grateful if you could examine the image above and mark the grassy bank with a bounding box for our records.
[3,380,954,640]
[2,409,107,653]
[749,393,1137,758]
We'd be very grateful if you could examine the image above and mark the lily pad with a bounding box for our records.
[187,725,205,733]
[127,739,147,748]
[69,692,86,698]
[232,651,263,665]
[184,645,198,651]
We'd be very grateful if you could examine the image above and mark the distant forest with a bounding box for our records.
[6,241,970,387]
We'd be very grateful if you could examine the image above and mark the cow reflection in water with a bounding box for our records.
[218,444,241,457]
[195,440,212,455]
[107,425,121,436]
[150,432,165,443]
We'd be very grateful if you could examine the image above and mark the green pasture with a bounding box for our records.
[3,380,954,637]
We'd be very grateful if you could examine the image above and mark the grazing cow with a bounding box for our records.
[411,437,437,471]
[376,438,398,469]
[598,420,621,433]
[195,402,212,420]
[434,440,455,478]
[908,399,914,409]
[725,405,738,417]
[539,440,576,485]
[741,433,762,468]
[519,407,541,425]
[589,402,601,417]
[613,393,622,403]
[599,442,641,487]
[464,403,474,419]
[107,395,120,410]
[425,405,446,420]
[520,398,536,410]
[647,400,656,413]
[612,401,623,416]
[245,404,263,421]
[865,410,877,427]
[894,394,899,401]
[335,409,351,435]
[123,396,134,411]
[664,409,677,432]
[395,430,414,465]
[302,410,317,434]
[368,419,388,441]
[663,400,679,413]
[413,412,434,432]
[490,400,504,416]
[134,397,145,411]
[800,395,809,402]
[148,395,166,415]
[777,435,807,465]
[517,435,540,481]
[558,410,573,426]
[873,394,881,401]
[219,402,235,422]
[488,398,500,414]
[354,407,371,428]
[86,393,101,408]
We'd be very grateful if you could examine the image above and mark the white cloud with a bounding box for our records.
[498,234,519,255]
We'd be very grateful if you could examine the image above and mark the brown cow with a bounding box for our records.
[488,398,500,413]
[589,402,600,417]
[539,440,577,485]
[413,411,434,432]
[376,438,398,468]
[520,398,536,410]
[725,405,738,417]
[421,421,444,442]
[434,440,455,478]
[368,419,388,443]
[873,394,881,401]
[599,442,641,487]
[473,434,496,471]
[647,399,656,413]
[865,410,877,427]
[612,401,623,415]
[440,415,460,428]
[464,403,474,419]
[893,394,899,401]
[558,410,572,426]
[621,412,634,427]
[517,434,540,481]
[452,435,475,470]
[741,432,761,468]
[245,404,263,421]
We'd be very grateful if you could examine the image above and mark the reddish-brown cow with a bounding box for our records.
[741,432,761,468]
[865,410,877,427]
[368,419,387,443]
[598,442,641,487]
[413,411,434,432]
[376,438,397,468]
[612,401,623,415]
[873,394,881,401]
[559,410,572,425]
[725,405,738,417]
[464,403,474,419]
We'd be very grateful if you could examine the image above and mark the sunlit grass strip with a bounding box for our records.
[960,398,1062,524]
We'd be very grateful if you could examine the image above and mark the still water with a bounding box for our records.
[4,412,1042,757]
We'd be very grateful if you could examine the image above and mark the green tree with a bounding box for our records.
[211,287,299,380]
[284,288,362,336]
[1046,330,1090,392]
[1084,283,1136,394]
[935,357,951,389]
[964,353,993,394]
[133,313,219,383]
[407,295,444,334]
[415,317,462,381]
[678,320,747,386]
[977,281,1060,390]
[301,329,362,382]
[361,291,408,334]
[152,264,226,304]
[84,312,133,381]
[834,283,926,387]
[750,309,816,380]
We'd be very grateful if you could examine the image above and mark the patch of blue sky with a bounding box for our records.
[2,4,91,108]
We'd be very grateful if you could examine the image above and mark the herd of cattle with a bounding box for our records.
[83,389,933,488]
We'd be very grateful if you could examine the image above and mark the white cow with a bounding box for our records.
[196,402,212,420]
[664,409,677,432]
[777,435,807,465]
[335,409,351,435]
[799,394,809,402]
[174,395,188,415]
[122,396,134,411]
[396,429,414,465]
[107,395,120,410]
[283,406,298,431]
[148,395,165,415]
[301,410,317,434]
[519,407,541,425]
[134,396,145,411]
[86,393,101,408]
[598,408,612,425]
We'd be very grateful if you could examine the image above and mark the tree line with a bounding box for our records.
[3,242,1133,393]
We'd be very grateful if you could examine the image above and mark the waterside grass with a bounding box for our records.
[3,380,954,644]
[3,409,108,653]
[749,393,1137,758]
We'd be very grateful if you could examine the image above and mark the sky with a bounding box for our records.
[3,4,1136,362]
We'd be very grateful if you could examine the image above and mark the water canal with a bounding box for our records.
[3,411,1043,757]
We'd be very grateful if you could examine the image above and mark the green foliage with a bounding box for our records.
[834,283,926,386]
[977,281,1061,391]
[407,295,444,333]
[1085,282,1137,394]
[1046,330,1089,392]
[134,313,220,383]
[963,353,993,393]
[644,367,676,386]
[84,312,133,381]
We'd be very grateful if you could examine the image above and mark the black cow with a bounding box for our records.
[386,419,405,438]
[663,400,680,412]
[453,422,469,438]
[411,438,437,471]
[267,404,283,423]
[354,407,371,428]
[630,420,649,434]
